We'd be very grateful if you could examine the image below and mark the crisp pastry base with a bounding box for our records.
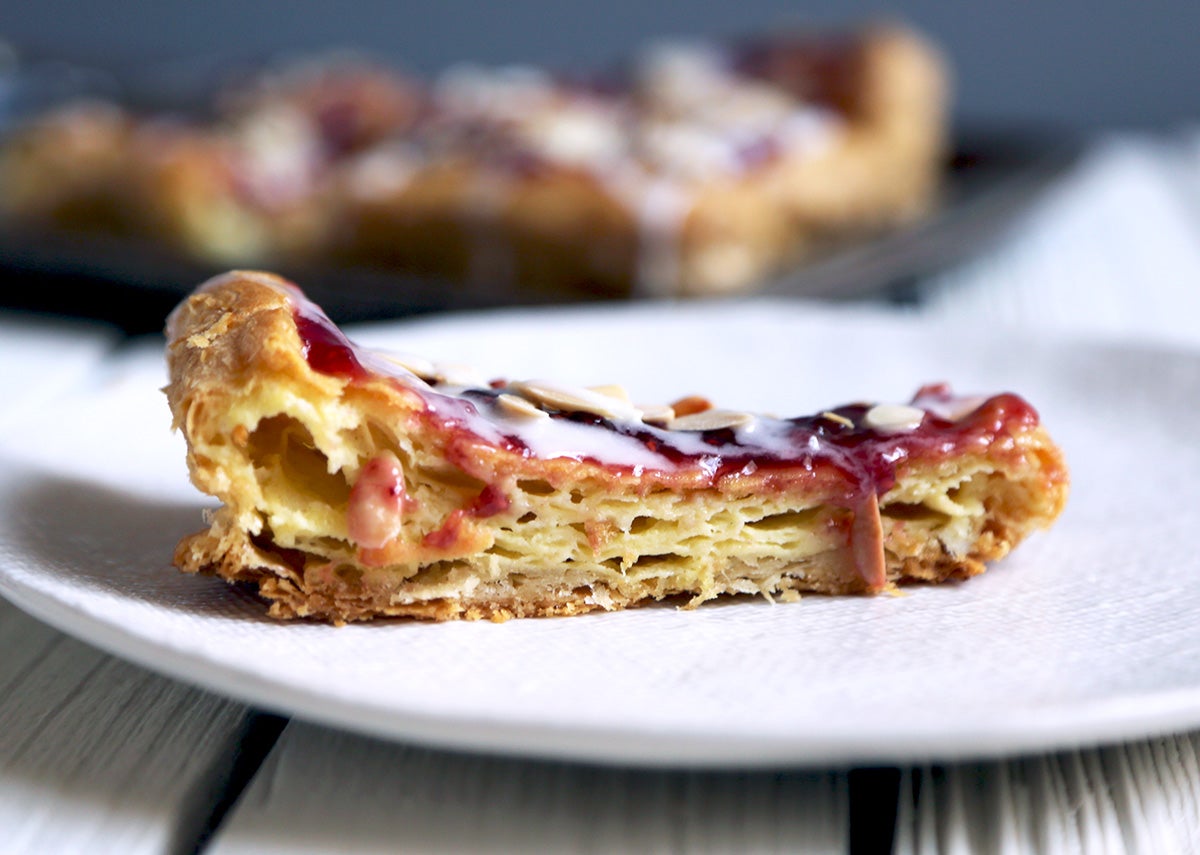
[166,272,1068,623]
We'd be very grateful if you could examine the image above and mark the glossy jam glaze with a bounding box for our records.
[346,451,411,549]
[286,283,1041,507]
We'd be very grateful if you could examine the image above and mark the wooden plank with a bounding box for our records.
[212,721,849,854]
[847,768,901,854]
[893,736,1200,854]
[0,598,261,854]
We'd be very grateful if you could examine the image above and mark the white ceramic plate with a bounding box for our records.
[1,301,1197,768]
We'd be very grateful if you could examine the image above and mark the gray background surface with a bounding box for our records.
[1,1,1196,130]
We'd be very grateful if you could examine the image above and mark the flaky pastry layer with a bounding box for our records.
[166,272,1067,622]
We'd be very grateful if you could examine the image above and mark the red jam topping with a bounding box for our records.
[294,310,370,380]
[282,286,1042,590]
[290,298,1039,501]
[420,485,511,551]
[346,451,411,549]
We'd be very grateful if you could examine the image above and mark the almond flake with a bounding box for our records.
[376,352,436,379]
[433,362,489,388]
[496,393,550,420]
[638,404,675,426]
[670,395,713,417]
[863,403,925,433]
[821,410,855,428]
[587,384,630,402]
[509,380,643,422]
[669,409,754,432]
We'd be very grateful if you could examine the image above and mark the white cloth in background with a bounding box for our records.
[0,315,115,438]
[903,130,1200,852]
[920,130,1200,350]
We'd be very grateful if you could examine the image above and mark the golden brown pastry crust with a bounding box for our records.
[166,272,1067,623]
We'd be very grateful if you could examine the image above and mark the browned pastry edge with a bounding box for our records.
[166,272,1069,623]
[172,523,1011,624]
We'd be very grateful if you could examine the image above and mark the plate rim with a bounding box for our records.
[8,565,1200,770]
[1,302,1198,769]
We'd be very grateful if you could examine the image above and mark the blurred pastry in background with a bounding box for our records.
[0,100,133,232]
[0,23,947,298]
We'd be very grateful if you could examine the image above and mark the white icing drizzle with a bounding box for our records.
[416,47,842,295]
[777,107,839,156]
[634,40,731,114]
[518,101,627,168]
[404,380,791,473]
[229,105,323,208]
[631,40,840,178]
[343,141,423,200]
[433,64,557,123]
[627,175,691,297]
[462,171,516,286]
[484,405,671,471]
[209,276,993,477]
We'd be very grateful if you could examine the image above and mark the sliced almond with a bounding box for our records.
[669,409,754,431]
[432,362,490,388]
[587,384,631,402]
[671,395,713,417]
[638,403,675,426]
[863,403,925,433]
[821,410,855,429]
[376,351,436,379]
[496,393,550,420]
[509,380,642,422]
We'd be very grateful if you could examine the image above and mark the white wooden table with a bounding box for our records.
[2,131,1200,853]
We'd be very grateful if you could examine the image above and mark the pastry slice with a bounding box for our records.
[165,271,1068,622]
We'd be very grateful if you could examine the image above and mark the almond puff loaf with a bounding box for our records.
[165,271,1068,623]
